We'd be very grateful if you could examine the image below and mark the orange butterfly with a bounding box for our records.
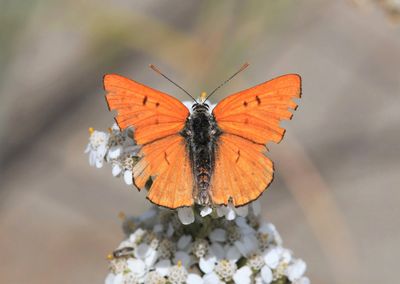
[104,64,301,209]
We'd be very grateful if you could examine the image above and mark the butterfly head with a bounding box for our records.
[191,102,210,112]
[191,91,210,112]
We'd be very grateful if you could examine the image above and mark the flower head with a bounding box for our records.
[85,129,109,168]
[105,206,308,284]
[215,259,237,282]
[168,264,188,284]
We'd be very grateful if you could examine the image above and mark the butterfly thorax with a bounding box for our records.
[181,103,221,206]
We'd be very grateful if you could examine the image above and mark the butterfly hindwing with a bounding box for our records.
[104,74,193,208]
[134,134,194,208]
[211,134,274,206]
[211,74,301,206]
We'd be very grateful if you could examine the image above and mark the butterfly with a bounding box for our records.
[104,64,301,209]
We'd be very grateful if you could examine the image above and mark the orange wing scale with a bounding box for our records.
[104,74,193,208]
[211,74,301,206]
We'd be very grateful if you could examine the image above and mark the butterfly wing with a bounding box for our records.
[133,135,194,208]
[211,74,301,206]
[104,74,193,208]
[105,74,189,145]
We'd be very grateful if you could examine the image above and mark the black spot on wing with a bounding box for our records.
[256,96,261,105]
[155,102,160,107]
[243,101,248,107]
[143,96,148,105]
[164,152,170,165]
[235,150,241,163]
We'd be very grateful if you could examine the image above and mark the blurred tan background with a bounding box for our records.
[1,0,399,283]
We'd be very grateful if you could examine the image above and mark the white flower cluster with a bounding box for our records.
[105,206,309,284]
[85,124,140,184]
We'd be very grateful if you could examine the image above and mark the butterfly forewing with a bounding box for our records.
[213,74,301,144]
[104,74,189,144]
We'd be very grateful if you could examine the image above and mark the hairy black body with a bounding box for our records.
[181,103,221,205]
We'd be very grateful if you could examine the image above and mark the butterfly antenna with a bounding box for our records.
[149,64,197,102]
[205,62,249,101]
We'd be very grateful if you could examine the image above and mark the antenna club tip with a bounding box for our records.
[240,62,249,70]
[149,64,162,74]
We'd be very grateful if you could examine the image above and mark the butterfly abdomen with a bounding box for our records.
[182,104,221,205]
